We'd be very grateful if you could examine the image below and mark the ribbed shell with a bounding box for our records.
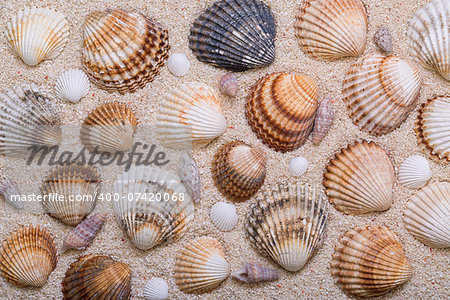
[246,183,328,272]
[209,202,238,231]
[55,69,90,103]
[178,153,202,203]
[323,140,395,215]
[62,213,107,252]
[143,277,168,300]
[342,54,423,135]
[0,178,23,209]
[288,156,308,177]
[246,72,319,152]
[311,95,334,145]
[397,155,432,189]
[189,0,276,71]
[331,225,412,298]
[82,9,170,93]
[231,263,279,283]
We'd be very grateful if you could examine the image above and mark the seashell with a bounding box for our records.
[0,83,61,155]
[407,0,449,80]
[143,277,169,300]
[331,225,412,298]
[246,72,319,152]
[6,7,69,66]
[177,153,201,203]
[174,236,230,294]
[311,95,334,145]
[246,183,328,272]
[41,164,101,226]
[288,156,308,177]
[398,155,432,189]
[80,102,138,153]
[232,263,279,283]
[156,82,227,149]
[0,178,23,209]
[113,166,194,250]
[62,213,107,252]
[415,96,450,162]
[373,25,393,54]
[62,254,131,300]
[323,140,395,215]
[167,53,190,77]
[404,182,450,248]
[55,69,90,103]
[82,9,170,93]
[189,0,276,71]
[294,0,368,61]
[342,54,423,135]
[212,141,267,201]
[0,225,57,287]
[219,73,238,97]
[209,202,238,232]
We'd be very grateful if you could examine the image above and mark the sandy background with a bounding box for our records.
[0,0,449,299]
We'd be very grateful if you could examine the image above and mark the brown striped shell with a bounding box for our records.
[62,213,107,252]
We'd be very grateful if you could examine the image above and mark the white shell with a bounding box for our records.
[398,155,432,189]
[6,7,69,66]
[288,156,308,177]
[143,277,169,300]
[167,53,190,77]
[209,202,238,232]
[178,153,201,203]
[0,179,23,209]
[54,69,90,103]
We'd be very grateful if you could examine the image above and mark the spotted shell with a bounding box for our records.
[62,213,107,252]
[373,25,393,54]
[219,73,239,97]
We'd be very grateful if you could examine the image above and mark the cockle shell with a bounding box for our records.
[288,156,308,177]
[167,53,190,77]
[80,102,138,153]
[404,182,450,248]
[0,178,23,209]
[342,54,423,135]
[0,225,57,287]
[295,0,368,61]
[373,25,393,54]
[156,82,227,149]
[40,164,101,226]
[178,153,201,203]
[231,263,279,283]
[189,0,276,71]
[212,140,267,201]
[143,277,169,300]
[331,225,412,298]
[312,95,334,145]
[62,213,107,252]
[246,183,328,272]
[82,9,170,93]
[174,237,230,294]
[246,72,319,152]
[209,202,238,232]
[62,254,131,300]
[398,155,432,189]
[113,166,194,250]
[55,69,90,103]
[6,7,69,66]
[323,140,395,215]
[219,73,238,97]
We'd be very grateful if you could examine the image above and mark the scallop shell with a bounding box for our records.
[62,254,131,300]
[80,102,138,153]
[294,0,368,61]
[209,202,238,232]
[167,53,190,77]
[174,237,230,294]
[404,182,450,248]
[0,83,61,155]
[0,225,57,287]
[55,69,90,103]
[113,166,194,250]
[373,25,393,54]
[219,73,239,97]
[40,164,101,226]
[62,213,107,252]
[212,140,267,201]
[342,54,423,135]
[407,0,449,80]
[6,7,69,66]
[231,263,279,283]
[311,95,334,145]
[82,9,170,93]
[156,82,227,149]
[398,155,432,189]
[246,72,319,152]
[331,225,412,298]
[177,153,201,203]
[0,178,23,209]
[246,183,328,272]
[288,156,308,177]
[323,140,395,215]
[143,278,169,300]
[189,0,276,71]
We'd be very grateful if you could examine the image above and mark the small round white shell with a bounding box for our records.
[143,277,169,300]
[209,202,238,232]
[398,155,432,189]
[55,69,90,103]
[288,156,308,177]
[167,53,190,77]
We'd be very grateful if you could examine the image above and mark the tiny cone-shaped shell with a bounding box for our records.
[0,178,23,209]
[398,155,432,189]
[62,254,131,300]
[62,213,107,252]
[231,263,279,283]
[331,225,412,298]
[55,69,90,103]
[295,0,368,61]
[143,277,169,300]
[219,73,238,97]
[373,25,393,54]
[323,140,395,215]
[80,102,138,153]
[404,182,450,248]
[174,237,230,294]
[212,141,267,201]
[288,156,308,177]
[246,72,319,152]
[342,54,423,135]
[167,53,190,77]
[209,202,238,232]
[178,153,201,203]
[312,95,334,145]
[6,7,69,66]
[0,225,57,287]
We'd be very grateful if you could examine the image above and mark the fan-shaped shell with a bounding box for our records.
[0,178,23,209]
[174,236,230,294]
[189,0,276,71]
[6,7,69,66]
[178,153,201,203]
[62,213,107,252]
[167,53,190,77]
[0,225,57,287]
[246,183,328,272]
[143,277,169,300]
[210,202,238,231]
[246,72,319,152]
[55,69,90,103]
[294,0,368,61]
[288,156,308,177]
[342,54,423,135]
[398,155,432,189]
[331,225,412,298]
[323,140,395,215]
[404,182,450,248]
[113,166,194,250]
[82,9,170,93]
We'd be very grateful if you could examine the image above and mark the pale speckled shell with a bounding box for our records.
[288,156,308,177]
[62,213,107,252]
[231,263,279,283]
[178,153,201,203]
[398,155,432,189]
[143,278,169,300]
[312,95,334,145]
[0,178,23,209]
[373,25,393,54]
[209,202,238,232]
[55,69,90,103]
[167,53,190,77]
[219,73,238,97]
